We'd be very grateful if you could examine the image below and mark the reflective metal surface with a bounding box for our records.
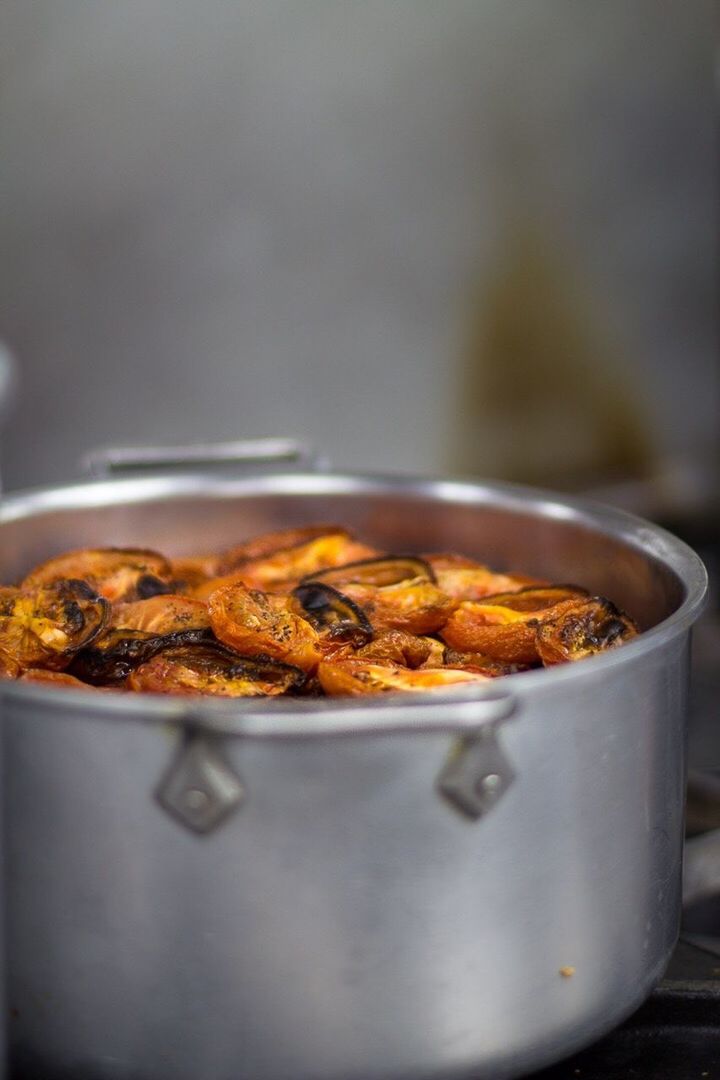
[0,469,707,1079]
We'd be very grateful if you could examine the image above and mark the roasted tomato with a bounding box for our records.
[0,580,108,671]
[169,554,220,592]
[215,525,378,590]
[128,642,304,697]
[69,627,212,686]
[441,648,531,678]
[22,548,173,603]
[536,598,638,665]
[19,669,102,690]
[217,525,364,570]
[440,586,588,664]
[354,629,440,669]
[0,648,21,679]
[110,595,210,635]
[208,582,321,671]
[189,571,255,602]
[317,659,490,696]
[306,555,435,588]
[337,578,455,636]
[424,553,541,601]
[5,528,640,695]
[191,537,380,600]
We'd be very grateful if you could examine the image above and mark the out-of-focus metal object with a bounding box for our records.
[0,344,17,418]
[82,437,323,477]
[687,771,720,837]
[0,442,707,1080]
[684,828,720,909]
[0,343,17,498]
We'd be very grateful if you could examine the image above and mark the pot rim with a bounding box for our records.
[0,470,708,734]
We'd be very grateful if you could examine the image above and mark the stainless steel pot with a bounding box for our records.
[0,442,708,1080]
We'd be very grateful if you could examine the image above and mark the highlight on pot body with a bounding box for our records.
[0,525,639,696]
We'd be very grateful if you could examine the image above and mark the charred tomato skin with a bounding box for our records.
[536,598,638,665]
[128,641,305,697]
[69,627,214,686]
[440,587,590,664]
[0,579,109,672]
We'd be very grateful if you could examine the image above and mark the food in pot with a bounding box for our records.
[440,586,590,664]
[535,597,639,665]
[0,579,109,671]
[127,643,304,697]
[21,548,174,602]
[0,527,639,696]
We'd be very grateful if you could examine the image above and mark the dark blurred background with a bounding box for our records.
[0,0,716,499]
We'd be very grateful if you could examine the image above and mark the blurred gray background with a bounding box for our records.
[0,0,716,491]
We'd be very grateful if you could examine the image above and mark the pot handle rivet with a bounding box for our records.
[156,734,245,834]
[436,725,515,820]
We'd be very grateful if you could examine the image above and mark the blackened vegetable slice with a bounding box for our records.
[536,598,638,665]
[69,627,213,685]
[291,582,373,645]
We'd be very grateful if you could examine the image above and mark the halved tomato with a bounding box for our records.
[536,598,638,665]
[339,578,456,635]
[0,648,21,679]
[170,554,220,593]
[441,648,531,678]
[306,555,435,588]
[0,580,109,671]
[128,643,304,697]
[424,554,542,601]
[22,548,173,603]
[217,525,358,571]
[208,582,321,671]
[19,669,102,690]
[317,659,489,696]
[440,587,589,664]
[354,629,440,669]
[215,525,378,590]
[110,595,210,635]
[69,627,212,686]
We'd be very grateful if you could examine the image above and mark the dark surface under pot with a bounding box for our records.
[528,941,720,1079]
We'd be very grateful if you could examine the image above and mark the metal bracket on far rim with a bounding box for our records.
[156,734,245,835]
[81,437,324,478]
[436,725,515,820]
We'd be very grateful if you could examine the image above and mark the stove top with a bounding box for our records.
[527,924,720,1077]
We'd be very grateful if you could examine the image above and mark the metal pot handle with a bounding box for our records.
[81,437,324,477]
[683,828,720,908]
[155,691,519,834]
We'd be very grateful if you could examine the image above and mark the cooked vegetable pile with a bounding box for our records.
[0,526,638,696]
